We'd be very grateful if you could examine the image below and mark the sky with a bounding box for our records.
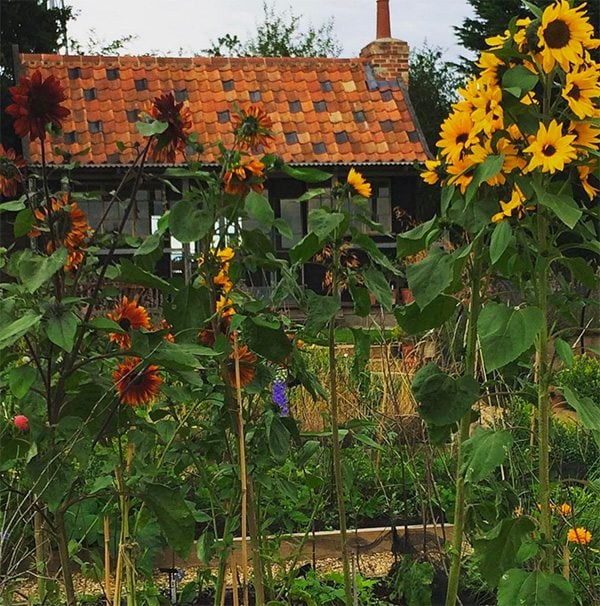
[65,0,475,62]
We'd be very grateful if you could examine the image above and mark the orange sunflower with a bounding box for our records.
[223,157,266,196]
[225,344,257,388]
[347,168,372,198]
[232,105,274,150]
[28,194,91,271]
[113,357,162,407]
[147,93,192,163]
[567,527,592,545]
[0,145,25,197]
[107,296,152,349]
[6,70,70,141]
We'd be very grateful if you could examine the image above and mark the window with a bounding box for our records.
[279,199,303,248]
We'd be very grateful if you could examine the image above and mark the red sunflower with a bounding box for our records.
[232,105,274,150]
[113,357,162,407]
[108,296,152,349]
[0,145,26,197]
[225,344,257,388]
[6,70,70,141]
[28,194,91,271]
[147,93,192,163]
[223,157,266,196]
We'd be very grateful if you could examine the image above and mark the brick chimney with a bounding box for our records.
[360,0,409,85]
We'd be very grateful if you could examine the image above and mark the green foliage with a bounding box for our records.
[461,428,513,484]
[497,569,573,606]
[557,355,600,406]
[388,557,434,606]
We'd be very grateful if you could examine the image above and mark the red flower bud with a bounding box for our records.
[14,415,29,432]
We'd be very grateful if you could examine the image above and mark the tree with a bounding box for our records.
[205,1,341,57]
[1,0,73,149]
[407,44,463,153]
[455,0,599,60]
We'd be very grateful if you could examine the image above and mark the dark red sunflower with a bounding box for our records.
[225,344,257,389]
[232,105,274,150]
[147,93,192,163]
[28,194,91,271]
[107,296,152,349]
[6,70,70,141]
[113,357,162,407]
[223,157,265,196]
[0,145,25,197]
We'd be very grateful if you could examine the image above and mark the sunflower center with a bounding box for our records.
[0,159,18,179]
[568,84,581,100]
[131,372,146,386]
[456,133,469,145]
[544,19,571,49]
[119,318,132,331]
[542,144,556,157]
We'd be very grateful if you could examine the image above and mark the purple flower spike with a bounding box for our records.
[272,378,289,416]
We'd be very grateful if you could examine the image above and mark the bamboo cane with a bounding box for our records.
[104,515,112,605]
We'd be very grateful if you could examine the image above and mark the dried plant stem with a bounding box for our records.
[104,515,112,604]
[33,507,49,602]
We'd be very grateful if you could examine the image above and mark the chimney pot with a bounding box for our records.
[377,0,391,39]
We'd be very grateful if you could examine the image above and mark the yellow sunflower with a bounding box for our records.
[470,83,504,136]
[492,186,530,223]
[569,121,600,152]
[524,119,577,174]
[562,66,600,119]
[577,163,599,200]
[538,0,599,73]
[446,155,475,194]
[347,168,372,198]
[477,52,504,86]
[421,159,442,185]
[436,111,478,164]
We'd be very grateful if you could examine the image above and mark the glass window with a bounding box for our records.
[279,198,303,248]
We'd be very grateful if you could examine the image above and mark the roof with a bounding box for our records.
[17,53,429,167]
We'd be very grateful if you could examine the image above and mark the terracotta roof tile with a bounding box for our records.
[18,53,428,166]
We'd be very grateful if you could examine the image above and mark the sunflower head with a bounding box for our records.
[226,344,257,389]
[0,145,26,197]
[147,93,192,163]
[347,168,372,198]
[223,157,266,196]
[113,357,162,407]
[232,105,274,150]
[108,296,152,349]
[6,70,70,141]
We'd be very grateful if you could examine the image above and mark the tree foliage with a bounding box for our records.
[205,1,341,58]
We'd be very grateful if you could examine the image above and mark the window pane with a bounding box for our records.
[279,199,303,247]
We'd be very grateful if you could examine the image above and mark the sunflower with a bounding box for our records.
[216,246,235,264]
[225,344,257,388]
[524,119,577,174]
[146,93,192,163]
[160,319,176,343]
[232,105,274,150]
[562,66,600,119]
[346,167,372,198]
[421,159,442,185]
[107,296,152,349]
[577,163,599,199]
[223,157,266,196]
[569,121,600,152]
[538,1,598,73]
[0,145,25,197]
[6,70,70,141]
[470,143,506,186]
[436,111,478,164]
[446,154,475,194]
[216,295,236,317]
[567,527,592,545]
[492,186,530,223]
[470,83,504,136]
[28,194,91,271]
[113,357,162,407]
[476,52,504,86]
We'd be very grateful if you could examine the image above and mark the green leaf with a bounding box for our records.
[348,280,371,317]
[555,338,574,368]
[462,428,513,483]
[466,155,504,203]
[163,167,211,179]
[501,65,539,96]
[497,570,573,606]
[0,313,43,351]
[150,341,202,370]
[245,190,274,228]
[406,249,455,310]
[144,483,195,558]
[273,218,293,240]
[266,414,290,462]
[351,328,371,378]
[563,386,600,431]
[281,165,332,182]
[490,220,513,265]
[289,232,321,265]
[396,217,439,258]
[352,233,399,274]
[304,292,340,336]
[478,303,544,371]
[473,517,536,587]
[18,248,68,293]
[533,187,582,229]
[0,199,26,212]
[136,120,169,136]
[87,317,126,332]
[164,284,210,340]
[46,309,78,353]
[14,208,35,238]
[116,259,172,292]
[307,208,345,240]
[362,267,393,311]
[8,365,38,399]
[244,320,293,363]
[394,295,459,335]
[169,199,213,243]
[353,432,384,451]
[134,231,164,258]
[411,363,480,426]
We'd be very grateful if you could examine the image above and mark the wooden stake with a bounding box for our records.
[231,558,240,606]
[104,515,112,605]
